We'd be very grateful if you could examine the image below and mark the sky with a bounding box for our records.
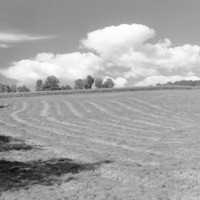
[1,0,200,89]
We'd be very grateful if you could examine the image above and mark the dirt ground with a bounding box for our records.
[1,90,200,200]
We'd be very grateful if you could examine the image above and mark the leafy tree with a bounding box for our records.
[0,84,5,93]
[84,75,94,89]
[95,77,103,88]
[43,75,60,91]
[74,79,85,90]
[36,79,44,91]
[60,85,72,90]
[4,85,11,93]
[102,78,115,88]
[10,84,17,93]
[17,86,30,92]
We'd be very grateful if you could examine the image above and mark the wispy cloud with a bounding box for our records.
[0,32,53,43]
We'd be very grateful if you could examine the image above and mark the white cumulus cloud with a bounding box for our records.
[113,77,128,88]
[81,24,155,58]
[2,23,200,87]
[1,52,101,85]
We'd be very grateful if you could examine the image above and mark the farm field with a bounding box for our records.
[1,90,200,200]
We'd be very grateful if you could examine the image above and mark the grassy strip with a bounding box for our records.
[0,85,198,99]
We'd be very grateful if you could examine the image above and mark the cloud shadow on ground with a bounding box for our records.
[0,159,112,192]
[0,135,112,191]
[0,135,34,152]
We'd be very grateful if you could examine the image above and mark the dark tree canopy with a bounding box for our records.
[10,84,17,93]
[43,76,60,91]
[102,78,115,88]
[4,85,11,93]
[35,79,44,91]
[17,86,30,93]
[74,79,85,90]
[0,84,4,93]
[84,75,94,89]
[95,77,103,88]
[60,85,72,90]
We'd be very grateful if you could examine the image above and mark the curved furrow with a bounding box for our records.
[63,100,165,136]
[127,97,187,115]
[1,94,192,171]
[40,100,50,117]
[127,97,193,124]
[79,101,93,113]
[9,101,73,138]
[100,100,177,129]
[35,113,163,156]
[46,115,160,144]
[107,99,183,127]
[18,102,133,148]
[62,101,179,143]
[11,101,18,111]
[0,119,17,128]
[114,98,194,129]
[84,100,172,132]
[35,104,164,156]
[55,102,63,116]
[56,114,162,141]
[79,101,169,134]
[29,103,161,146]
[59,100,170,139]
[10,101,31,125]
[43,132,162,166]
[64,101,83,118]
[104,99,170,121]
[0,118,105,163]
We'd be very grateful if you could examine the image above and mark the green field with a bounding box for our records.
[1,90,200,200]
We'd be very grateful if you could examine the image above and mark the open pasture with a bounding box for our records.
[1,90,200,200]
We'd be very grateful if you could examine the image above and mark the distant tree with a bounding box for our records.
[166,82,172,85]
[0,84,5,93]
[10,84,17,93]
[95,77,103,88]
[74,79,85,90]
[17,85,30,92]
[84,75,94,89]
[36,79,44,91]
[43,75,60,91]
[157,80,200,87]
[4,85,11,93]
[156,83,161,86]
[60,85,72,90]
[102,78,115,88]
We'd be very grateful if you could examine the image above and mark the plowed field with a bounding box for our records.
[1,90,200,200]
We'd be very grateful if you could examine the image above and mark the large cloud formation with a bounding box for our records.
[1,23,200,87]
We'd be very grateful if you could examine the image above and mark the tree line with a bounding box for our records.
[0,75,115,93]
[0,84,30,93]
[156,80,200,87]
[35,75,115,91]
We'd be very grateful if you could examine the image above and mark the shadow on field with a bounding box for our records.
[0,135,34,152]
[0,159,112,191]
[0,105,9,109]
[0,135,112,191]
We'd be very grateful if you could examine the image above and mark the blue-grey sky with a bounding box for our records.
[1,0,200,87]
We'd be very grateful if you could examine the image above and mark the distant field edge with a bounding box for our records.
[0,86,199,98]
